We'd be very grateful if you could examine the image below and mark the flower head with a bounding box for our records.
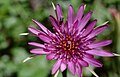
[28,4,114,77]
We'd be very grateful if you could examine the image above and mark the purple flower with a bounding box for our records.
[28,4,114,77]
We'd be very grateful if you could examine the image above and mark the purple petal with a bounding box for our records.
[86,24,108,40]
[75,4,84,21]
[28,27,52,43]
[46,46,56,51]
[30,49,50,54]
[52,59,62,74]
[86,49,114,56]
[72,20,79,34]
[28,27,43,35]
[46,53,55,60]
[49,15,59,31]
[73,20,79,29]
[83,53,94,58]
[38,33,52,43]
[83,57,103,67]
[76,64,82,77]
[78,59,88,67]
[60,23,65,33]
[68,61,76,75]
[88,40,112,48]
[56,4,63,22]
[64,21,68,33]
[78,11,93,32]
[32,19,51,34]
[60,63,66,72]
[28,42,45,48]
[67,5,74,28]
[82,19,97,36]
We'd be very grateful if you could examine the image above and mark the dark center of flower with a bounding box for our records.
[59,35,79,53]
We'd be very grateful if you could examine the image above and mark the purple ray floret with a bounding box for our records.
[28,4,114,77]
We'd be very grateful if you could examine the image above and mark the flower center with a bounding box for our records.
[59,35,79,53]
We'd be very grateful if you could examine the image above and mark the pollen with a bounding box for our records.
[60,38,63,41]
[64,48,67,50]
[72,50,75,52]
[64,43,66,46]
[59,35,79,53]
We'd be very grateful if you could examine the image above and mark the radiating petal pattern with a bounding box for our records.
[28,42,45,48]
[28,27,42,35]
[82,20,97,36]
[52,59,62,74]
[77,11,93,32]
[56,4,63,24]
[76,64,82,77]
[60,63,67,72]
[88,40,112,48]
[75,4,84,21]
[30,49,50,54]
[38,33,52,43]
[28,3,115,77]
[32,19,51,34]
[86,49,114,56]
[86,25,108,40]
[83,57,103,67]
[49,15,59,32]
[67,5,74,28]
[46,53,55,60]
[78,59,88,67]
[68,61,76,75]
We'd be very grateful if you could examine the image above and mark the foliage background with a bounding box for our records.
[0,0,120,77]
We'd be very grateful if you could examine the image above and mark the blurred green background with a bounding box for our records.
[0,0,120,77]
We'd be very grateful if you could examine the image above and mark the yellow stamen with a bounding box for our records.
[64,43,66,46]
[60,42,62,45]
[64,48,66,50]
[72,50,75,52]
[60,38,62,41]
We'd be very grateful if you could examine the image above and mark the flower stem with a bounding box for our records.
[62,69,67,77]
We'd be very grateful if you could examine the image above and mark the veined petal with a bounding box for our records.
[56,4,63,22]
[76,64,82,77]
[38,33,52,43]
[32,19,51,34]
[88,40,112,48]
[86,49,114,56]
[52,59,62,74]
[67,5,74,28]
[82,19,97,36]
[46,53,55,60]
[73,20,79,29]
[78,11,93,32]
[64,21,68,33]
[72,20,79,34]
[86,24,108,40]
[78,59,88,67]
[49,15,59,31]
[60,23,65,33]
[28,27,43,35]
[75,4,84,21]
[30,49,50,54]
[60,63,66,72]
[46,46,56,51]
[83,57,103,67]
[68,61,76,75]
[83,53,94,58]
[28,42,45,48]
